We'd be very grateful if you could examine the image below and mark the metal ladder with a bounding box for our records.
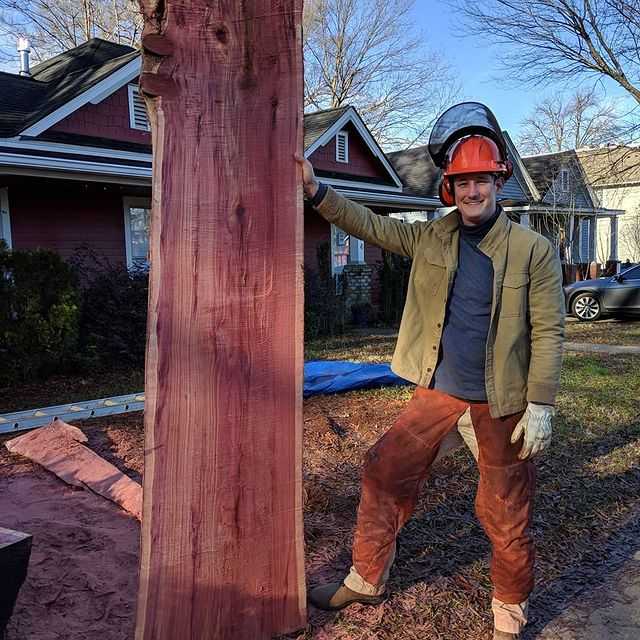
[0,392,145,434]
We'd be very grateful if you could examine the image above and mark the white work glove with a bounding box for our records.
[510,403,555,460]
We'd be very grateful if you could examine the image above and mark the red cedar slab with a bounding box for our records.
[135,1,306,639]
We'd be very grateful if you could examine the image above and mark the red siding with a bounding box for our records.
[304,204,329,271]
[309,122,390,181]
[8,179,135,265]
[50,84,151,145]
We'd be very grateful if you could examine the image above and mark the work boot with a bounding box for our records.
[309,581,384,610]
[493,630,520,640]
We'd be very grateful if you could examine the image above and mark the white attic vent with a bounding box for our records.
[336,130,349,163]
[128,85,151,132]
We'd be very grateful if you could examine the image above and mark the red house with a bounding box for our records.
[0,39,442,312]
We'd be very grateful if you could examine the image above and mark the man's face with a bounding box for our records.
[452,172,503,226]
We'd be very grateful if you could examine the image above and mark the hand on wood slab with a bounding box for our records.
[294,153,319,200]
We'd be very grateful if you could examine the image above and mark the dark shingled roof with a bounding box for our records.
[0,38,137,137]
[303,106,350,150]
[387,145,440,199]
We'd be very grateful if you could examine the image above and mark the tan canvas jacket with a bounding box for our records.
[314,186,565,418]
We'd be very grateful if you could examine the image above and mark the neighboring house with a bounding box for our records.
[522,151,624,273]
[577,146,640,264]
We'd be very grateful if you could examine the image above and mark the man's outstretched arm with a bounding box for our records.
[295,153,422,258]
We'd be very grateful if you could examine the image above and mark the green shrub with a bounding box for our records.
[0,241,80,385]
[304,242,347,340]
[378,249,411,326]
[73,249,149,370]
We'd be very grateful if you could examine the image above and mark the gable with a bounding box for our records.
[523,153,594,209]
[49,83,151,146]
[303,107,402,189]
[309,121,396,185]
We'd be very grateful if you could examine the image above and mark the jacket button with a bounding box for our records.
[437,323,442,328]
[432,345,437,351]
[427,367,432,372]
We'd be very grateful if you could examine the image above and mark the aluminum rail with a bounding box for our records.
[0,392,145,434]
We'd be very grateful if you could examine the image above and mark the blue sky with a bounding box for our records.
[413,0,633,142]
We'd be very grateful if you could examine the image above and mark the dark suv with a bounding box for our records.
[564,264,640,321]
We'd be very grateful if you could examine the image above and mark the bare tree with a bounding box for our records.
[518,88,622,155]
[0,0,142,64]
[450,0,640,105]
[303,0,460,150]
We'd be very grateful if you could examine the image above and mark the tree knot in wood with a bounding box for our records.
[215,26,229,44]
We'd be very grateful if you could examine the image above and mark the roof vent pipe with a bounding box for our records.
[17,38,31,77]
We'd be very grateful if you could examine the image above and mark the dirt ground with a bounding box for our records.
[1,376,639,639]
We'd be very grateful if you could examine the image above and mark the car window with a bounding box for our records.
[622,265,640,280]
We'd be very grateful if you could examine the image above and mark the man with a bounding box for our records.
[294,102,565,639]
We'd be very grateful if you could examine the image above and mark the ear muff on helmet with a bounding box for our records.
[439,178,455,207]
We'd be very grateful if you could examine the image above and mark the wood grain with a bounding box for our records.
[135,1,306,638]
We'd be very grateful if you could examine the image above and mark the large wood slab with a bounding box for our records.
[5,419,142,519]
[135,1,306,638]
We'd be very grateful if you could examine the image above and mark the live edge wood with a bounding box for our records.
[134,1,306,639]
[0,527,32,637]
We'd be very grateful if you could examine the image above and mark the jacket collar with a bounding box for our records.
[432,206,511,257]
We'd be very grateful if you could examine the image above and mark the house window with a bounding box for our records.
[336,131,349,163]
[331,224,364,275]
[123,197,151,268]
[128,85,151,132]
[331,225,350,274]
[560,168,569,192]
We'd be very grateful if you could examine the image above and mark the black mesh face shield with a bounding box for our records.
[428,102,508,168]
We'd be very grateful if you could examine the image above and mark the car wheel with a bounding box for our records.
[572,293,602,321]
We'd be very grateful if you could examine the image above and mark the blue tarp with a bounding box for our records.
[303,360,409,397]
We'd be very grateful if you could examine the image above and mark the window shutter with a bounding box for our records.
[580,218,590,261]
[129,85,151,131]
[336,131,349,163]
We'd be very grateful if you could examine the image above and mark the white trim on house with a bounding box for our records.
[0,165,149,186]
[0,187,11,248]
[335,187,441,209]
[127,84,151,131]
[304,107,404,189]
[336,130,349,163]
[0,150,151,180]
[0,137,152,163]
[324,176,402,193]
[19,57,142,137]
[123,196,152,268]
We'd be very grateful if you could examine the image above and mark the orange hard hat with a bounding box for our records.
[439,135,513,206]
